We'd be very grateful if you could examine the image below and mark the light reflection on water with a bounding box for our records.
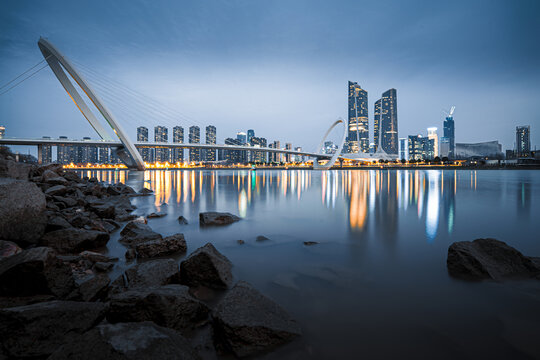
[80,169,535,242]
[78,169,540,359]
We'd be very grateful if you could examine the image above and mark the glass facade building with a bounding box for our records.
[205,125,216,161]
[381,89,398,155]
[443,114,455,158]
[154,126,169,163]
[516,125,531,157]
[137,126,152,162]
[373,99,381,151]
[189,126,201,162]
[347,81,369,153]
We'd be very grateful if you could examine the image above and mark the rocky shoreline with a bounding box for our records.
[0,153,301,359]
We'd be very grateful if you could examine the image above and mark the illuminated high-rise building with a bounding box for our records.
[247,129,255,144]
[399,138,407,161]
[205,125,216,161]
[443,109,455,158]
[0,125,5,139]
[373,99,381,152]
[154,126,169,163]
[98,146,109,164]
[285,143,292,163]
[272,140,281,163]
[516,125,531,157]
[251,136,267,163]
[408,135,434,160]
[137,126,152,162]
[39,136,52,164]
[347,81,369,153]
[427,127,438,157]
[381,89,398,155]
[189,126,200,162]
[172,126,184,163]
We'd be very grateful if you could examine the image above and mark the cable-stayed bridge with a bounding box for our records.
[0,38,348,170]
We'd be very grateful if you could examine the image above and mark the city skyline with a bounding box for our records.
[1,0,539,153]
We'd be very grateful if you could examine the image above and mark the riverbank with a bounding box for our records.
[0,152,301,359]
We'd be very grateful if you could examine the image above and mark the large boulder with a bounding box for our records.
[0,240,22,259]
[180,243,232,289]
[45,184,69,196]
[48,321,200,360]
[41,169,68,185]
[70,274,110,302]
[111,259,181,293]
[135,234,187,259]
[0,300,107,358]
[119,221,162,246]
[212,281,302,357]
[199,212,240,226]
[0,178,47,245]
[447,238,540,281]
[0,158,32,180]
[107,285,209,333]
[0,247,75,298]
[41,228,110,253]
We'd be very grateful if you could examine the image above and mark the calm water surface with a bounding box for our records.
[82,169,540,359]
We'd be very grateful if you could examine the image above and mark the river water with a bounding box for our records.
[79,169,540,359]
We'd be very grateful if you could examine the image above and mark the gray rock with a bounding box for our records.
[79,250,118,263]
[119,221,162,246]
[107,285,209,333]
[237,240,245,245]
[447,238,540,281]
[303,241,319,246]
[135,234,187,259]
[0,158,32,180]
[34,163,64,177]
[0,247,75,298]
[256,235,270,242]
[0,178,47,245]
[53,195,78,208]
[212,281,302,357]
[147,212,167,218]
[70,274,110,302]
[125,249,136,261]
[42,169,68,185]
[178,216,189,224]
[87,203,115,219]
[45,184,68,196]
[41,228,110,253]
[180,243,232,289]
[199,212,240,226]
[48,321,200,360]
[139,187,154,195]
[0,240,22,258]
[46,215,73,232]
[111,259,181,292]
[0,300,107,359]
[94,261,114,272]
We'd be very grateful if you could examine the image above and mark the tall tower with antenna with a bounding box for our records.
[443,106,455,158]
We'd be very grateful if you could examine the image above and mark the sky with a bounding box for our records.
[1,0,539,154]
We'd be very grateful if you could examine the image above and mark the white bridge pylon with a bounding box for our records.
[313,118,348,170]
[38,37,146,170]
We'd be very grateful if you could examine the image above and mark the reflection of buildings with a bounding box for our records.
[517,180,531,216]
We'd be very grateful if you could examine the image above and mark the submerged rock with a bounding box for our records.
[0,247,75,298]
[111,259,181,292]
[41,228,110,253]
[212,281,302,357]
[0,300,107,359]
[178,216,189,225]
[447,238,540,281]
[48,321,200,360]
[147,212,167,218]
[0,178,47,245]
[135,233,187,259]
[256,235,270,242]
[199,212,240,226]
[107,284,209,333]
[180,243,232,289]
[303,241,319,246]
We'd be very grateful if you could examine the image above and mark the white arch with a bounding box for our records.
[38,37,145,170]
[313,118,347,170]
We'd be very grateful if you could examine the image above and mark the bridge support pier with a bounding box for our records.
[37,145,43,165]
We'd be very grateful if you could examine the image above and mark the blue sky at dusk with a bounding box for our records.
[1,0,539,152]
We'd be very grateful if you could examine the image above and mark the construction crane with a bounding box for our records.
[443,106,456,118]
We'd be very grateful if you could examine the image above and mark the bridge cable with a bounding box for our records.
[0,63,49,97]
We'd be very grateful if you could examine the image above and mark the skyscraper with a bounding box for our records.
[272,140,281,163]
[443,109,455,158]
[189,126,200,162]
[205,125,216,161]
[381,89,398,155]
[516,125,531,157]
[373,99,381,152]
[251,136,267,163]
[347,81,369,153]
[427,127,438,157]
[98,146,109,164]
[172,126,184,163]
[247,129,255,144]
[0,125,5,139]
[39,136,52,164]
[154,126,169,163]
[399,138,407,160]
[285,143,292,163]
[137,126,151,162]
[408,135,434,160]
